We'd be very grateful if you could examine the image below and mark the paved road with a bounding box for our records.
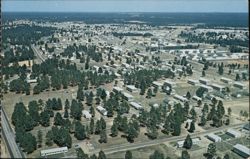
[1,106,25,158]
[89,122,247,155]
[31,45,46,62]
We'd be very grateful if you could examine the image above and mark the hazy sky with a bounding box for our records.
[3,0,248,12]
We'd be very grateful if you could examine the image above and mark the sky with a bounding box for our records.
[2,0,248,13]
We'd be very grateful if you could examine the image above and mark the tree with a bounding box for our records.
[99,130,107,143]
[64,109,69,118]
[183,134,193,149]
[90,118,95,134]
[28,101,40,125]
[188,121,195,133]
[147,88,153,98]
[76,148,89,159]
[125,151,132,159]
[202,70,206,77]
[149,150,164,159]
[74,121,86,140]
[90,106,95,117]
[126,122,138,142]
[37,130,43,148]
[54,112,64,126]
[223,154,229,159]
[181,150,190,159]
[186,91,191,99]
[110,122,118,137]
[227,107,232,116]
[147,125,158,139]
[21,132,37,154]
[98,150,106,159]
[206,143,216,159]
[235,73,240,81]
[45,130,54,146]
[40,110,50,127]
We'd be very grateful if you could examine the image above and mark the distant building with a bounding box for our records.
[130,101,143,110]
[192,95,202,101]
[82,110,92,119]
[187,79,199,85]
[96,106,107,116]
[207,134,222,142]
[233,82,246,89]
[232,144,250,158]
[163,80,176,91]
[220,77,233,84]
[126,85,139,93]
[226,129,242,138]
[199,78,210,85]
[122,92,134,101]
[200,84,213,92]
[113,87,123,94]
[41,147,68,157]
[177,138,200,148]
[210,83,226,92]
[152,81,163,91]
[173,94,188,102]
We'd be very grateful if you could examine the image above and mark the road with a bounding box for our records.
[31,45,46,62]
[1,106,25,158]
[88,122,247,155]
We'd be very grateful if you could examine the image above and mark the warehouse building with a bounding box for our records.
[113,87,123,94]
[82,110,92,119]
[199,78,210,85]
[96,106,107,116]
[187,79,199,85]
[210,83,226,92]
[220,77,232,84]
[207,134,222,142]
[226,129,242,138]
[152,81,163,90]
[173,94,188,102]
[200,84,213,92]
[233,82,246,89]
[122,92,134,101]
[130,101,143,110]
[126,85,139,93]
[232,144,250,158]
[41,147,68,157]
[163,80,176,91]
[177,138,200,148]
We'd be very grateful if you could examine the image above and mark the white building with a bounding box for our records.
[122,92,134,101]
[173,94,188,102]
[233,144,250,158]
[226,129,242,138]
[187,79,199,85]
[177,138,200,148]
[130,101,143,110]
[41,147,68,157]
[207,134,222,142]
[199,78,210,85]
[113,87,123,94]
[96,106,107,116]
[233,82,246,89]
[126,85,139,93]
[82,110,92,119]
[210,83,226,92]
[220,77,232,84]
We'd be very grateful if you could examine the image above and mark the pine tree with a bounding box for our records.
[111,122,118,137]
[125,151,133,159]
[183,134,193,149]
[99,130,107,143]
[188,121,195,133]
[37,130,43,148]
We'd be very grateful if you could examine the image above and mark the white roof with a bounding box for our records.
[164,80,176,85]
[220,77,232,82]
[152,81,163,86]
[233,144,250,155]
[174,94,188,101]
[41,147,68,155]
[207,134,221,140]
[211,83,225,89]
[82,110,92,118]
[130,102,143,109]
[227,129,241,136]
[122,92,134,98]
[96,106,106,111]
[199,78,210,82]
[126,85,137,90]
[113,87,123,91]
[188,79,199,83]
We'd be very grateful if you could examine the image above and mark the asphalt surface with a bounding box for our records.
[1,106,25,158]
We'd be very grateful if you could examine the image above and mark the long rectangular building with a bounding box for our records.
[41,147,68,157]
